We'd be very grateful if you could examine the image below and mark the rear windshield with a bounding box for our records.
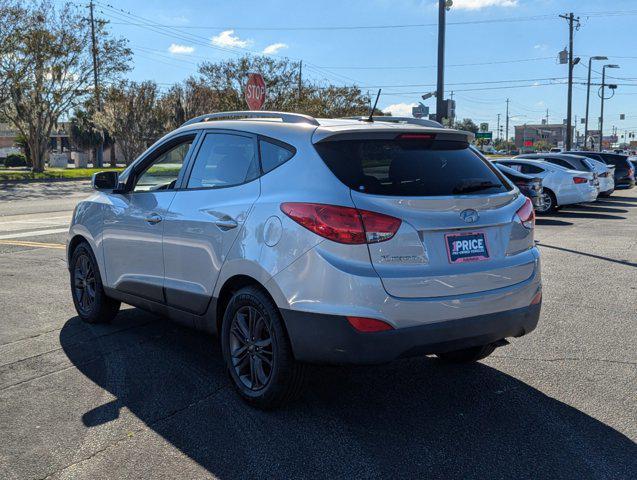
[314,138,510,196]
[600,154,630,169]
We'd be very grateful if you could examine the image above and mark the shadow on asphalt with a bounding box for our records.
[537,242,637,268]
[535,218,573,226]
[60,312,637,479]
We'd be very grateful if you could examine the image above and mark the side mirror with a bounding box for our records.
[92,171,119,191]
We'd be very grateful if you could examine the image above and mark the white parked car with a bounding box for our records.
[516,153,614,197]
[494,158,598,213]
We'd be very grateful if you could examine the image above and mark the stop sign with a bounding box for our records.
[245,73,266,110]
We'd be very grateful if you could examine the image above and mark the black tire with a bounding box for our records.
[70,242,120,324]
[221,286,306,409]
[436,343,497,363]
[536,189,558,214]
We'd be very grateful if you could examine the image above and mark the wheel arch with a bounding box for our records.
[215,274,282,337]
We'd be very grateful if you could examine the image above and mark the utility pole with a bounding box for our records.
[496,113,501,141]
[559,12,580,151]
[89,1,103,168]
[545,109,549,125]
[505,98,510,152]
[435,0,446,123]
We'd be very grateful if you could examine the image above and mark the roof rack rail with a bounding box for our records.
[181,111,320,127]
[343,116,444,128]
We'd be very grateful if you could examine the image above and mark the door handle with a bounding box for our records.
[213,217,238,230]
[145,213,163,225]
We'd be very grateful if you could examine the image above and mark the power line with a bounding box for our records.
[102,9,637,31]
[315,56,556,70]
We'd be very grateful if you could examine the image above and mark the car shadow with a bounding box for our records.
[60,312,637,479]
[535,218,573,226]
[537,242,637,268]
[593,199,637,208]
[565,204,628,214]
[553,210,625,220]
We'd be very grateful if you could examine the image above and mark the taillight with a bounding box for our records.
[280,203,401,244]
[516,197,535,229]
[572,176,588,184]
[629,168,635,178]
[347,316,394,333]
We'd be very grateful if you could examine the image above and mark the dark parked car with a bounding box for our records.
[564,151,635,189]
[494,163,544,209]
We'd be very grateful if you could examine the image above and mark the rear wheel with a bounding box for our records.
[70,242,120,324]
[436,343,497,363]
[221,286,306,409]
[536,189,558,214]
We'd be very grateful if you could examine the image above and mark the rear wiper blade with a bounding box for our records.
[452,181,503,194]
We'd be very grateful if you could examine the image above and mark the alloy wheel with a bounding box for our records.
[73,253,96,314]
[538,192,552,213]
[229,305,274,391]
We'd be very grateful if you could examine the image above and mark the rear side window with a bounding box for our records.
[315,138,509,196]
[259,139,295,173]
[520,164,544,174]
[187,133,259,189]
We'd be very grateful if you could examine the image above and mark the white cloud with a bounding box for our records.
[383,102,418,117]
[452,0,518,10]
[211,30,252,49]
[262,42,288,55]
[534,43,549,51]
[168,43,194,54]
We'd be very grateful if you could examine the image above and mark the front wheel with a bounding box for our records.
[221,286,306,409]
[436,343,497,363]
[70,242,120,324]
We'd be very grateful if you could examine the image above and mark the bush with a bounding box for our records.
[4,153,28,168]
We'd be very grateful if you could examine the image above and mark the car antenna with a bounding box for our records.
[365,89,381,122]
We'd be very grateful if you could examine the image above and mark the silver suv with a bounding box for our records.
[68,111,542,408]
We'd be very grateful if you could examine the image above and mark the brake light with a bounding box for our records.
[280,203,401,244]
[397,133,435,140]
[516,197,535,229]
[530,290,542,305]
[572,177,588,184]
[347,316,394,333]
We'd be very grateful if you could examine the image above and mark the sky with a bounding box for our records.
[88,0,637,139]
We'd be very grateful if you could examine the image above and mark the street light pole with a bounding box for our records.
[435,0,446,124]
[585,56,607,149]
[599,64,620,152]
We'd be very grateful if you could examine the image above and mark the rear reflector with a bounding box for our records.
[572,176,588,184]
[347,316,394,333]
[280,203,401,244]
[530,291,542,305]
[516,197,535,229]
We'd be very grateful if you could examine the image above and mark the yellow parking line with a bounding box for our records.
[0,240,66,250]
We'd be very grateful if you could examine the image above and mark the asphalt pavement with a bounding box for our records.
[0,180,635,480]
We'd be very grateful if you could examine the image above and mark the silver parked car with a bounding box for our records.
[68,112,542,408]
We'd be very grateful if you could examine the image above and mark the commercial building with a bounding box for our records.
[514,122,575,149]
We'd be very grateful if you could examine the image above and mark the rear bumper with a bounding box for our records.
[281,303,541,365]
[614,178,635,189]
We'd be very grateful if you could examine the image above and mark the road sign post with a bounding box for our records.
[245,73,266,110]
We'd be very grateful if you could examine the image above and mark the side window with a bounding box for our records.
[259,139,295,173]
[133,137,194,192]
[187,133,258,189]
[504,163,523,172]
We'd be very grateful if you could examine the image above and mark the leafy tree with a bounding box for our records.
[69,108,101,153]
[0,0,130,172]
[192,55,372,120]
[96,81,166,165]
[533,140,551,152]
[454,118,479,134]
